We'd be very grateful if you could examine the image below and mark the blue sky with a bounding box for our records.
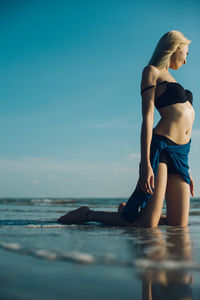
[0,0,200,197]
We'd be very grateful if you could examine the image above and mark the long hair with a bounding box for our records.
[148,31,191,69]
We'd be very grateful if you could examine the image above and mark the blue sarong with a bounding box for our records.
[121,132,191,223]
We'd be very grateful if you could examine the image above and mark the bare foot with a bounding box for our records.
[117,202,126,212]
[57,206,91,224]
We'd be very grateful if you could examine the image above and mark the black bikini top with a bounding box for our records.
[141,81,193,111]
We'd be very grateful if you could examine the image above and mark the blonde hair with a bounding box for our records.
[148,30,191,69]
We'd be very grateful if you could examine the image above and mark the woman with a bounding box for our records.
[58,30,195,228]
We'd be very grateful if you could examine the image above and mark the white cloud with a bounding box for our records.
[126,152,140,161]
[32,179,40,185]
[0,157,140,197]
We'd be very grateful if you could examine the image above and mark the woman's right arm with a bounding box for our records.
[138,65,158,195]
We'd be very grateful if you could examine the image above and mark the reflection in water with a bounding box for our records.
[125,226,193,299]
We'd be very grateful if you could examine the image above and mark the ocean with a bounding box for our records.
[1,197,200,300]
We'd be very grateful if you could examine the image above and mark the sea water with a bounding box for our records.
[1,197,200,299]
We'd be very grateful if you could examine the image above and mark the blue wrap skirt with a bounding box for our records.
[121,131,191,223]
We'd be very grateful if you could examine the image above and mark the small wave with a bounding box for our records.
[34,249,59,260]
[26,224,69,228]
[0,241,128,265]
[1,240,200,271]
[62,251,95,263]
[0,197,125,207]
[1,242,21,251]
[0,220,58,226]
[34,250,96,263]
[30,198,52,203]
[0,241,102,264]
[134,258,200,271]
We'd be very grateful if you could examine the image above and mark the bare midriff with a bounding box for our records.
[153,101,195,145]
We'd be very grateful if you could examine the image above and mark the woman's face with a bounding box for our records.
[169,45,189,70]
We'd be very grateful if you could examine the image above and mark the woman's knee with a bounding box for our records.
[166,217,188,227]
[134,215,159,228]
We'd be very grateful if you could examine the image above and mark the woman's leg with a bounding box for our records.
[57,162,168,227]
[165,174,190,227]
[133,162,168,228]
[118,202,167,225]
[86,210,134,226]
[57,205,134,226]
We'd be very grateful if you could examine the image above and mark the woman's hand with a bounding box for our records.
[189,173,194,196]
[137,164,155,195]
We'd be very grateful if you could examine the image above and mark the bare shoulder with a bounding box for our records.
[141,65,159,86]
[140,65,158,112]
[142,65,159,75]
